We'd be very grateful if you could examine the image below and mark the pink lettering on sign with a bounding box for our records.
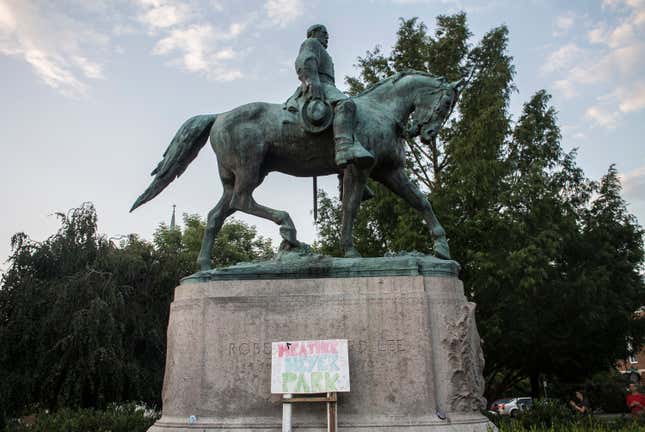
[277,340,339,357]
[278,343,291,358]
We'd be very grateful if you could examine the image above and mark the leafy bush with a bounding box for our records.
[495,417,645,432]
[586,371,631,413]
[489,397,645,431]
[490,398,576,429]
[2,403,159,432]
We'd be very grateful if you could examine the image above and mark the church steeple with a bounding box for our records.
[170,204,177,230]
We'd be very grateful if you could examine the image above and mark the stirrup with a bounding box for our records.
[335,141,374,169]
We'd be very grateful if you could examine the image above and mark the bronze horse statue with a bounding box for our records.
[131,70,462,270]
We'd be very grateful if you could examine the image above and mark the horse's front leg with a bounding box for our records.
[373,167,450,259]
[340,164,369,257]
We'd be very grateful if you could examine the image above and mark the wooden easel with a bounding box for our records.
[282,392,337,432]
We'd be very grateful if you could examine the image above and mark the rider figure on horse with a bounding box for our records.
[286,24,374,169]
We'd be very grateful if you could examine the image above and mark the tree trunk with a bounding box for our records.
[529,370,540,398]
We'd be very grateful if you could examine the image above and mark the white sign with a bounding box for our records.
[271,339,350,394]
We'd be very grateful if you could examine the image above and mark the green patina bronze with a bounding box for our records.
[131,24,463,271]
[181,251,460,283]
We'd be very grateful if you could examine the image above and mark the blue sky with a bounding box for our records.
[1,0,644,270]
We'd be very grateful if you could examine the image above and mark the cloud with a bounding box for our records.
[154,24,215,72]
[619,166,645,202]
[607,21,638,47]
[0,1,256,95]
[583,77,645,128]
[541,43,583,74]
[587,24,607,44]
[152,24,243,80]
[133,1,248,81]
[0,0,16,32]
[543,0,645,128]
[618,81,645,112]
[0,0,108,97]
[24,49,88,95]
[265,0,303,27]
[73,56,104,79]
[585,105,620,128]
[553,79,577,99]
[139,3,188,29]
[133,0,192,30]
[553,11,576,37]
[385,0,504,14]
[226,22,245,38]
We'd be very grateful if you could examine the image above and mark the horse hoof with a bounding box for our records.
[279,239,300,251]
[433,239,451,260]
[344,248,361,258]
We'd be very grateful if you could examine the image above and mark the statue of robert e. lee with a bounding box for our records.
[132,23,463,269]
[285,24,374,169]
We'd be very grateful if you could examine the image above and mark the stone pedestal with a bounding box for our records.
[148,254,493,431]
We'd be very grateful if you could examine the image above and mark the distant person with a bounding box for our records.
[569,390,590,415]
[626,383,645,418]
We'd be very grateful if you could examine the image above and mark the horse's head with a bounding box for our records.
[408,78,464,144]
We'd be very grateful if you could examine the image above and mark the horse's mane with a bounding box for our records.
[355,69,446,97]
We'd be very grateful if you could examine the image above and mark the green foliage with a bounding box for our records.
[0,205,143,415]
[495,418,645,432]
[490,398,643,431]
[586,371,631,413]
[319,13,645,402]
[508,399,577,428]
[0,204,274,423]
[2,403,158,432]
[313,182,431,257]
[153,214,274,272]
[212,217,275,267]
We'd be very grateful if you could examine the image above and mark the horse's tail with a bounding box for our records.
[130,114,216,212]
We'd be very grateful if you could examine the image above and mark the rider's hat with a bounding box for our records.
[301,98,333,134]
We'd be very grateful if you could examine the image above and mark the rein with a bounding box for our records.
[410,86,454,138]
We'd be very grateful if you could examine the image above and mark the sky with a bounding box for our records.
[1,0,644,272]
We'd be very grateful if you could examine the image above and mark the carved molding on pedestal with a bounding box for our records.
[444,302,487,413]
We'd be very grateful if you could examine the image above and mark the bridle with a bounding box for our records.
[405,85,456,140]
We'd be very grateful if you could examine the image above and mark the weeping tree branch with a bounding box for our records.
[407,140,433,190]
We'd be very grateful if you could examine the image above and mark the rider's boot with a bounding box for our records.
[334,99,374,169]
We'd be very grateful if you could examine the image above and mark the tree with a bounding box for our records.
[0,204,275,422]
[479,94,644,398]
[0,205,136,415]
[574,167,644,372]
[154,214,274,270]
[316,15,645,401]
[479,90,590,397]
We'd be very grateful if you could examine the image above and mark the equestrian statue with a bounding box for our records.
[131,24,463,271]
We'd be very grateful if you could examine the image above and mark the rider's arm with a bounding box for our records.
[295,39,322,99]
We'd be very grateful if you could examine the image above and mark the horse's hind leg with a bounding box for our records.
[229,170,299,249]
[197,183,235,271]
[374,167,450,259]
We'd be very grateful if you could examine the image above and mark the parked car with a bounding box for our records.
[489,397,533,416]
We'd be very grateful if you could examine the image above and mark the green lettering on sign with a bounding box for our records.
[295,373,310,393]
[311,371,323,392]
[282,372,297,392]
[325,372,339,391]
